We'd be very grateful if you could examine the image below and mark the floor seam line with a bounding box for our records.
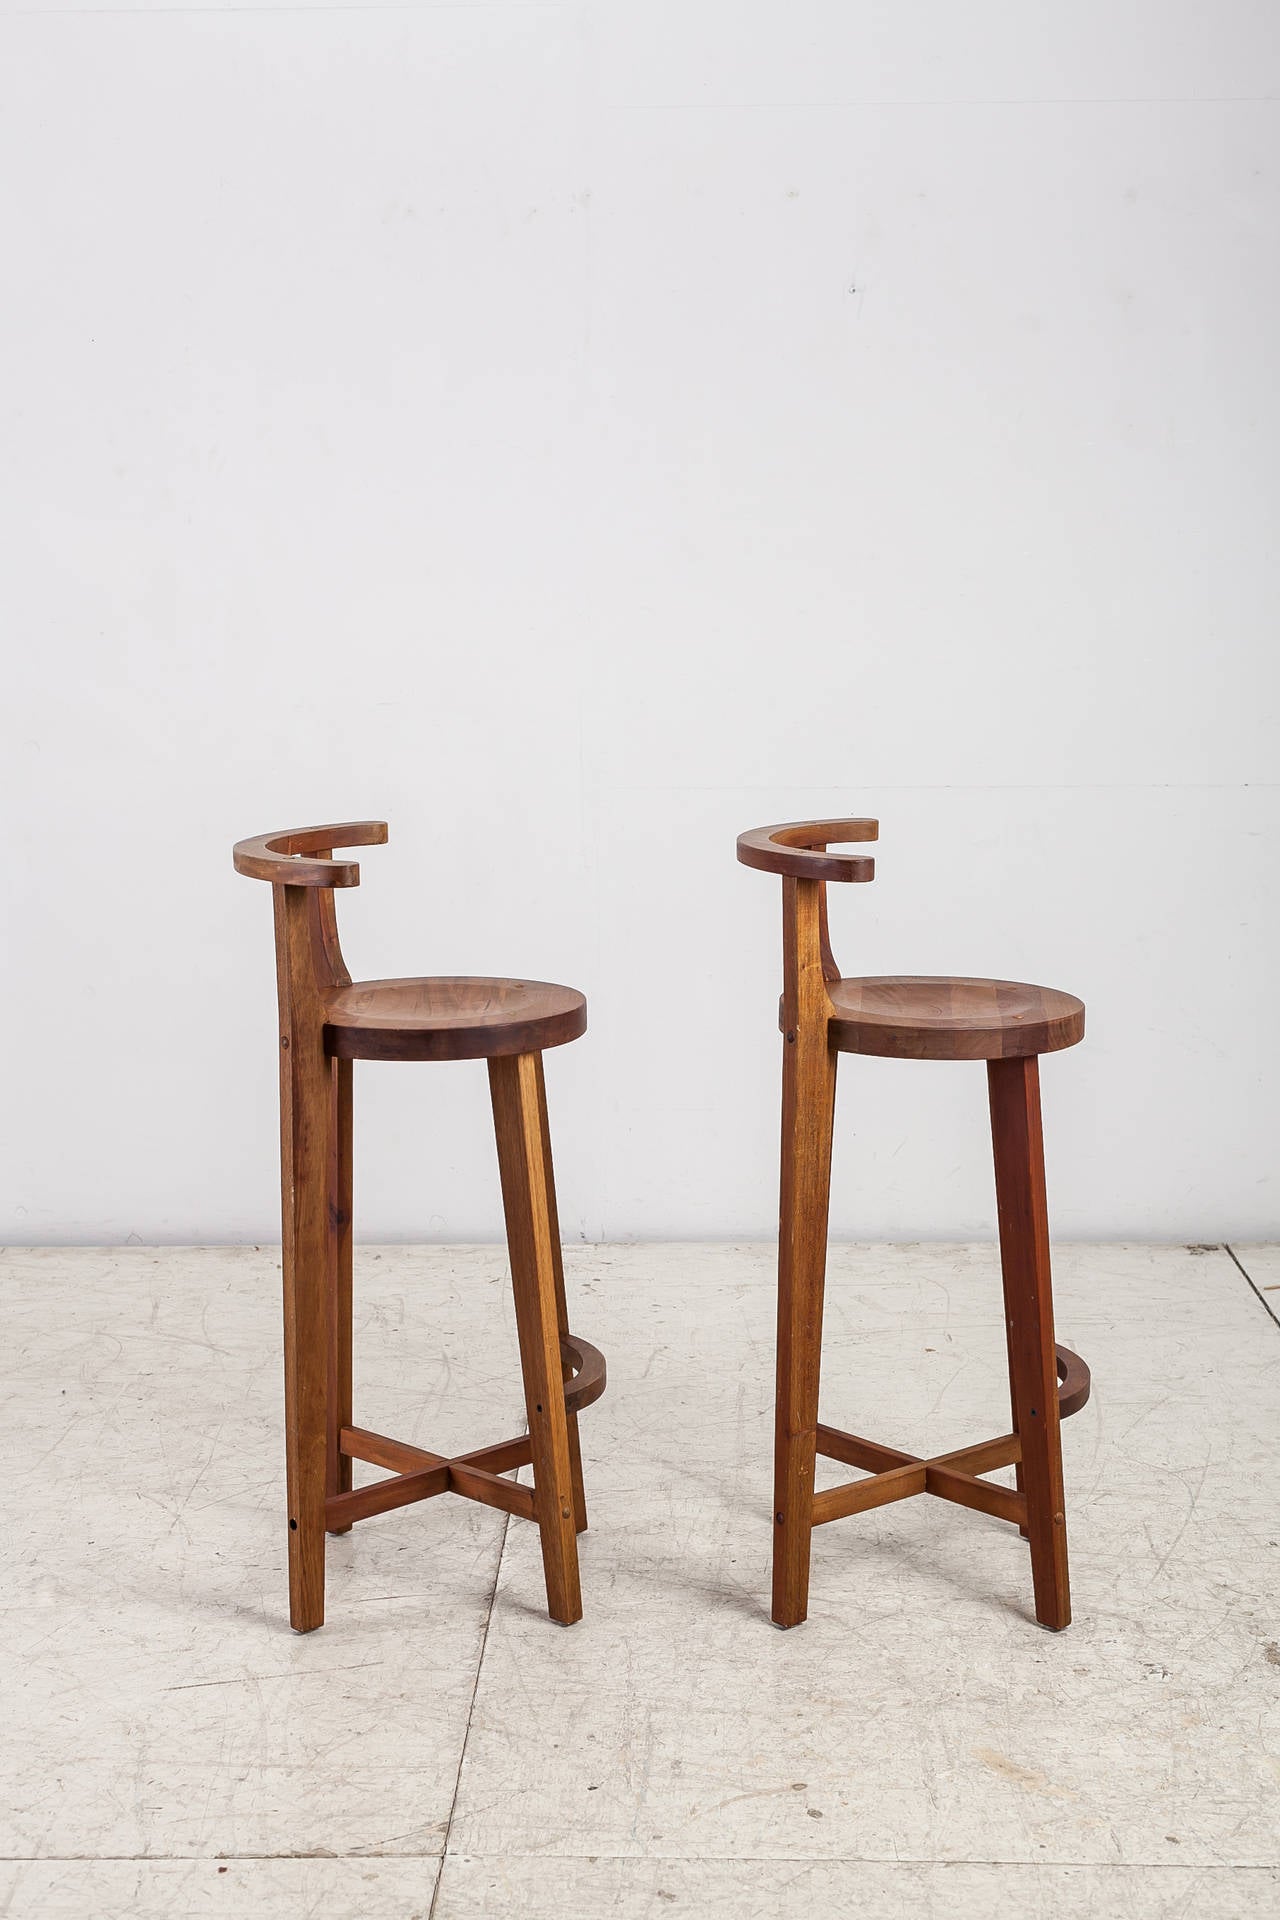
[7,1855,1273,1870]
[426,1500,512,1919]
[1223,1244,1280,1331]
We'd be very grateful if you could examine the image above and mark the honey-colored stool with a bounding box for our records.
[234,821,604,1632]
[738,818,1090,1631]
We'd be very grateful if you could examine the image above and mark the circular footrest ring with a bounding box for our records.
[1056,1342,1090,1419]
[561,1333,606,1414]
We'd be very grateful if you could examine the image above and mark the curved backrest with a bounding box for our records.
[735,818,878,882]
[233,821,389,889]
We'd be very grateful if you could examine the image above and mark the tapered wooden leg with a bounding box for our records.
[326,1057,354,1534]
[277,1016,334,1633]
[533,1053,587,1533]
[489,1052,583,1625]
[772,1027,838,1627]
[988,1055,1071,1630]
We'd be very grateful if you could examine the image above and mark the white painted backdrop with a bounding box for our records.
[2,3,1276,1244]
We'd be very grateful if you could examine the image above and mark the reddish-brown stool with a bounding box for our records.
[738,818,1090,1632]
[234,821,604,1632]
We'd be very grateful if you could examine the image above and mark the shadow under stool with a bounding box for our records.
[234,821,605,1633]
[737,817,1090,1632]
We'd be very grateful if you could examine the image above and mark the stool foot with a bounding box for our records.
[988,1056,1071,1632]
[490,1053,583,1627]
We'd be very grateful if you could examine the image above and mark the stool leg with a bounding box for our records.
[534,1053,588,1533]
[326,1057,354,1534]
[278,1022,334,1633]
[987,1055,1071,1631]
[489,1052,583,1626]
[772,1028,838,1628]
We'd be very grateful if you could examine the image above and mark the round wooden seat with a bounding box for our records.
[324,976,587,1063]
[826,975,1084,1061]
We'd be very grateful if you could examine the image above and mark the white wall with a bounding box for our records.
[2,2,1276,1245]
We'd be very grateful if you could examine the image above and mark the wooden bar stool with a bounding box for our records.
[233,821,605,1633]
[738,818,1090,1632]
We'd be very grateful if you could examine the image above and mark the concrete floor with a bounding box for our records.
[3,1241,1277,1918]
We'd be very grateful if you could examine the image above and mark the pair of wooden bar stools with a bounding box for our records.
[234,818,1089,1636]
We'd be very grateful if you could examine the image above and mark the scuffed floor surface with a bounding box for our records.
[2,1243,1277,1918]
